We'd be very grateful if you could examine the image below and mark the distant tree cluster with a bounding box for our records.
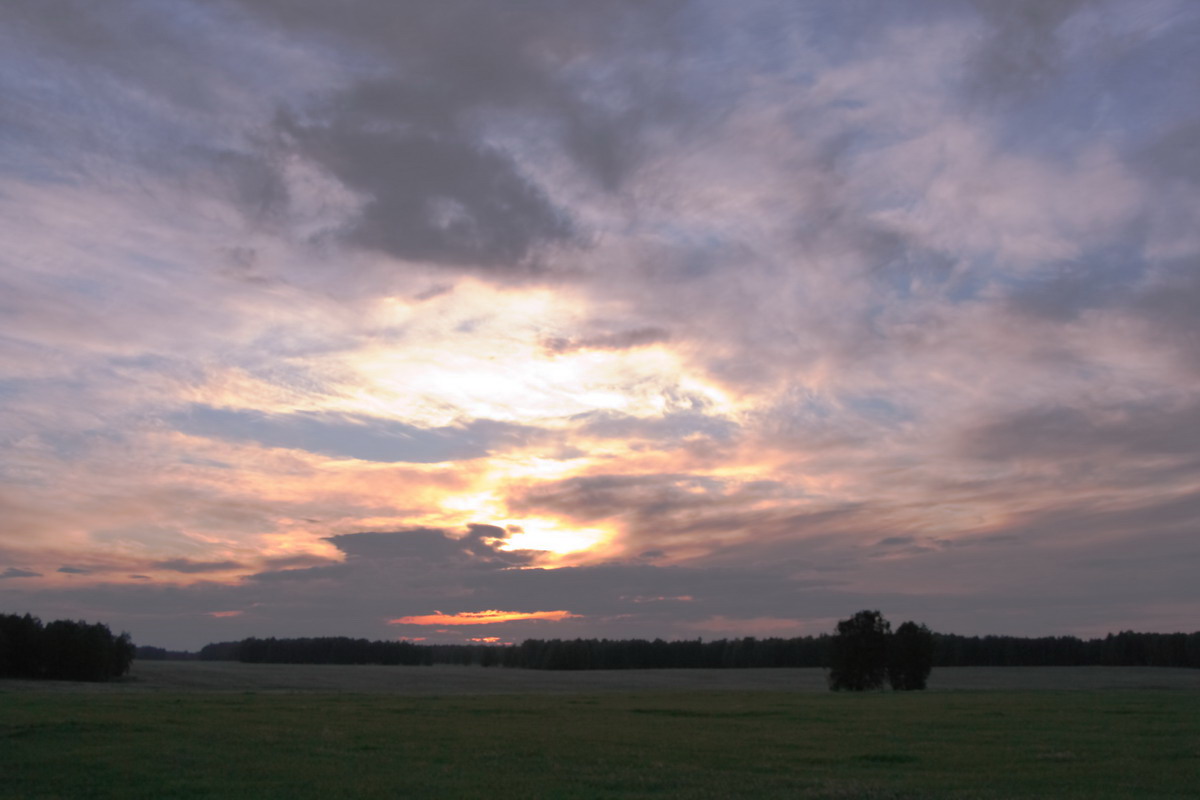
[827,610,934,691]
[0,613,134,682]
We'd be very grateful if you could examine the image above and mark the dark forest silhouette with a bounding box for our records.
[0,613,134,682]
[195,628,1200,671]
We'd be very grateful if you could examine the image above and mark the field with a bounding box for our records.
[2,664,1198,799]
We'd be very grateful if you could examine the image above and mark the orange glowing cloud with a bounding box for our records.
[388,609,579,626]
[207,610,244,618]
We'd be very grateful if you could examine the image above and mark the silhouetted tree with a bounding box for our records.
[828,610,890,691]
[888,621,934,690]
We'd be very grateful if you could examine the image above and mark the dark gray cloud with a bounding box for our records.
[0,1,292,195]
[469,562,809,619]
[1001,254,1200,376]
[173,405,542,463]
[543,327,671,354]
[1131,265,1200,372]
[509,472,867,562]
[324,524,537,569]
[511,473,731,524]
[961,399,1200,463]
[876,536,915,548]
[152,559,242,574]
[56,566,92,575]
[196,147,290,227]
[964,0,1093,105]
[0,567,41,579]
[1003,246,1146,323]
[231,0,691,185]
[259,553,337,571]
[996,492,1200,544]
[1138,121,1200,187]
[0,1,230,114]
[230,0,700,270]
[277,103,574,269]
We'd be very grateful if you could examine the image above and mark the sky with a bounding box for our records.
[1,0,1198,651]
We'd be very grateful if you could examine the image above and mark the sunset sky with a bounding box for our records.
[2,1,1197,650]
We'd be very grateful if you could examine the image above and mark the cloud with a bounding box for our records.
[961,400,1200,463]
[277,101,575,269]
[684,615,810,636]
[1002,246,1146,323]
[510,473,732,524]
[543,327,671,354]
[963,0,1094,105]
[228,1,702,272]
[1131,266,1200,372]
[152,559,242,574]
[56,566,92,575]
[174,405,543,463]
[233,0,691,188]
[323,524,537,569]
[388,609,578,626]
[572,410,738,445]
[1138,121,1200,187]
[0,567,41,579]
[508,472,857,556]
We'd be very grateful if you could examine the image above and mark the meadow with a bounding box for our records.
[2,663,1198,799]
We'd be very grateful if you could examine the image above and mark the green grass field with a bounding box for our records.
[2,665,1198,798]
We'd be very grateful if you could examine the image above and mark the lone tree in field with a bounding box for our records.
[887,620,935,690]
[828,609,890,691]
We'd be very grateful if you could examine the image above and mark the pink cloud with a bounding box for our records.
[388,609,579,626]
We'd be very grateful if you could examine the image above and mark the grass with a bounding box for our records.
[2,665,1198,798]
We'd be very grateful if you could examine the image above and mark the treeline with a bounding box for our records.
[134,645,197,661]
[196,630,1200,670]
[199,636,492,666]
[510,636,829,670]
[0,613,134,682]
[197,635,822,668]
[934,631,1200,668]
[517,631,1200,670]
